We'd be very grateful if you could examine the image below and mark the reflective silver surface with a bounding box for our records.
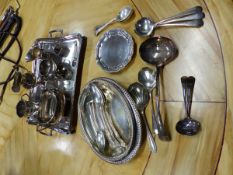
[135,6,205,37]
[25,47,41,62]
[140,36,178,141]
[176,76,201,136]
[16,94,38,118]
[96,29,134,73]
[138,67,156,91]
[138,67,158,135]
[128,82,157,153]
[135,17,154,37]
[38,90,65,125]
[98,78,142,164]
[139,37,178,67]
[79,79,134,161]
[21,72,36,89]
[78,78,142,164]
[39,59,57,78]
[23,30,85,135]
[95,6,133,36]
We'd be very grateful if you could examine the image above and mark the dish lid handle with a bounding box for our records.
[49,29,63,38]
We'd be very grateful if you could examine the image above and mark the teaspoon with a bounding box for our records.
[95,6,133,36]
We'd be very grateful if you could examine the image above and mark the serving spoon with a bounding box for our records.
[135,6,205,37]
[128,82,157,153]
[138,67,158,135]
[95,6,133,36]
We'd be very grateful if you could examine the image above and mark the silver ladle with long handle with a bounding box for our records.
[95,6,133,36]
[135,6,205,36]
[139,36,178,141]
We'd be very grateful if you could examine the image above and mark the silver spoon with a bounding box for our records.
[128,82,157,153]
[90,84,126,151]
[88,85,107,151]
[135,6,205,37]
[138,67,158,135]
[88,101,106,151]
[95,6,133,36]
[139,36,178,141]
[96,131,106,151]
[176,76,201,136]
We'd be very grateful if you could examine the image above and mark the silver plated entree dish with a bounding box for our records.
[78,78,142,164]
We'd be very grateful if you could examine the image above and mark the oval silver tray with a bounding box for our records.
[78,78,142,164]
[96,29,134,73]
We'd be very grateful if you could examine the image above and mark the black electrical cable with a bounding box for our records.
[0,31,22,104]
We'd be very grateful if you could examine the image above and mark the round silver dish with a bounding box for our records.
[96,29,134,73]
[78,78,142,164]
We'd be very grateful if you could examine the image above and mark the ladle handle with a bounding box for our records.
[157,12,205,25]
[156,19,204,28]
[158,6,203,24]
[140,110,157,153]
[95,18,116,36]
[149,93,158,135]
[181,76,195,118]
[155,68,170,141]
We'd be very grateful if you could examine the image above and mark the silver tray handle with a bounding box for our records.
[49,29,63,38]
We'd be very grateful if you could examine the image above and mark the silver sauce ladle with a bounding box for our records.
[139,36,178,141]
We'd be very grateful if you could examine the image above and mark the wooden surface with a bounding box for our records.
[0,0,232,174]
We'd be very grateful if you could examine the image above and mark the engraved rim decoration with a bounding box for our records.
[96,29,134,73]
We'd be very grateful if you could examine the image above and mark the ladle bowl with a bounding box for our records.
[139,36,178,67]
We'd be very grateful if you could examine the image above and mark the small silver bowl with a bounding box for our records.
[38,90,65,125]
[39,59,57,78]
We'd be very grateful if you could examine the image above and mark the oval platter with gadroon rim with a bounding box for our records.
[78,78,142,164]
